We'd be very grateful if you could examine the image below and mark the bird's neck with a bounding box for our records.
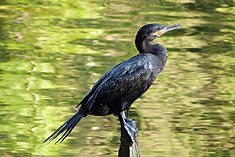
[135,39,151,53]
[135,39,167,57]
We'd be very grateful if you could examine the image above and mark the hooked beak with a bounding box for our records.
[154,24,181,37]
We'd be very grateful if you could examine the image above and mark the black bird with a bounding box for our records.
[43,23,181,143]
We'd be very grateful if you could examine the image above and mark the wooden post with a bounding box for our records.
[118,117,141,157]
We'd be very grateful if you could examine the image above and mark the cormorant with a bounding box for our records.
[43,23,181,143]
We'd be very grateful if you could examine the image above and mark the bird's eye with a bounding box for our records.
[156,27,161,31]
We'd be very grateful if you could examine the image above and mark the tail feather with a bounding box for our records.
[56,114,83,143]
[43,112,84,143]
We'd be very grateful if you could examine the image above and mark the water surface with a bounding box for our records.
[0,0,234,157]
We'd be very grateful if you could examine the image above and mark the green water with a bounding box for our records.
[0,0,234,157]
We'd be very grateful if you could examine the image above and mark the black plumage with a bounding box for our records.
[43,23,181,143]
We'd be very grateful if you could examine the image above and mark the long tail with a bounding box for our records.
[43,112,84,144]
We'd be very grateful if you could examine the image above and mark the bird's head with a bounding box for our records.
[136,23,181,42]
[135,23,181,53]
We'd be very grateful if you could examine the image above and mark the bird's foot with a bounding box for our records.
[123,118,138,143]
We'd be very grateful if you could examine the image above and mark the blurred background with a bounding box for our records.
[0,0,234,157]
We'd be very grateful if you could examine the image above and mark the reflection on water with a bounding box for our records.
[0,0,234,157]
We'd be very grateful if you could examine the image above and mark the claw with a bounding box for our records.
[118,111,138,143]
[123,117,138,143]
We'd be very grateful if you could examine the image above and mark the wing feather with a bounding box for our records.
[77,54,155,112]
